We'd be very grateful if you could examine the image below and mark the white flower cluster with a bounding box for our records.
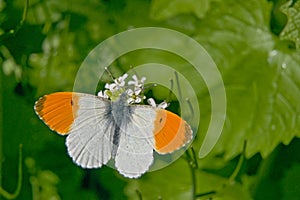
[97,73,129,100]
[147,98,169,109]
[97,73,168,109]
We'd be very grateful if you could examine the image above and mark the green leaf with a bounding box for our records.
[196,0,274,70]
[195,0,300,159]
[267,50,300,143]
[216,51,277,159]
[280,0,300,49]
[210,48,300,160]
[150,0,216,20]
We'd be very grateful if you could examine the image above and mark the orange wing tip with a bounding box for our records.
[34,92,79,135]
[153,110,193,154]
[156,123,193,154]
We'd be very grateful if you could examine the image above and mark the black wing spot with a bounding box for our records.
[159,118,163,123]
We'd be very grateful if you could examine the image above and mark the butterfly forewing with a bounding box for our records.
[35,92,116,168]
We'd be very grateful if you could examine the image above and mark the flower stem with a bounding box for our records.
[185,147,198,200]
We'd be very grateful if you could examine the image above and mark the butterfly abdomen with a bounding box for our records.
[110,93,133,157]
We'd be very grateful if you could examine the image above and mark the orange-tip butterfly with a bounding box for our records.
[34,73,192,178]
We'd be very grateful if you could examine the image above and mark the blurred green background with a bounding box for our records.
[1,0,300,199]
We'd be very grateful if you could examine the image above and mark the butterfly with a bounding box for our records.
[34,74,193,178]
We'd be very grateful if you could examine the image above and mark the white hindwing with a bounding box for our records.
[115,106,156,178]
